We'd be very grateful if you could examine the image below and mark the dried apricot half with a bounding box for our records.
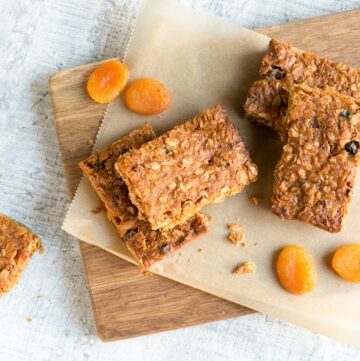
[332,244,360,282]
[125,78,171,115]
[87,60,129,104]
[276,245,317,295]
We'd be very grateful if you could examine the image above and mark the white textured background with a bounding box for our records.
[1,0,360,360]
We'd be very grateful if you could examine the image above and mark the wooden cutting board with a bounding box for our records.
[49,10,360,342]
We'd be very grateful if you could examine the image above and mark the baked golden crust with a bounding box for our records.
[115,105,258,230]
[123,213,209,270]
[0,214,43,294]
[244,39,360,130]
[260,39,360,99]
[272,86,360,232]
[80,124,209,270]
[244,79,289,132]
[80,123,156,236]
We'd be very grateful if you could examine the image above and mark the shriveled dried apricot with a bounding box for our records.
[276,245,317,295]
[87,60,129,104]
[332,244,360,282]
[125,78,171,115]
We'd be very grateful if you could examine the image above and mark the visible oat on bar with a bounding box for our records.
[244,39,360,131]
[80,124,210,270]
[0,214,43,295]
[80,123,156,236]
[115,105,258,230]
[272,86,360,232]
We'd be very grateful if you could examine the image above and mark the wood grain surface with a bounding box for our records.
[49,9,360,342]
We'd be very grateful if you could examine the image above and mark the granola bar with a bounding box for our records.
[272,86,360,232]
[0,214,43,294]
[123,213,209,270]
[244,39,360,129]
[260,39,360,99]
[80,124,209,270]
[80,123,156,236]
[115,105,258,230]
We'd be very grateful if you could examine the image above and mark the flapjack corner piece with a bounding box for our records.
[115,105,258,230]
[80,124,209,270]
[0,214,43,295]
[272,86,360,232]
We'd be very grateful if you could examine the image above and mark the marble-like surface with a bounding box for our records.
[1,0,360,360]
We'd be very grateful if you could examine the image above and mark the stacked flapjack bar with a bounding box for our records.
[244,39,360,232]
[81,105,257,270]
[0,214,43,294]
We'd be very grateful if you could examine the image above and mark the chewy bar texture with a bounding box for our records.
[244,79,290,133]
[80,124,209,270]
[272,86,360,233]
[0,214,43,294]
[244,39,360,129]
[80,123,156,236]
[123,213,209,270]
[260,39,360,99]
[115,105,258,230]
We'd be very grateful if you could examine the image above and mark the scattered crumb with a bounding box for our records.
[37,294,43,299]
[232,261,256,275]
[254,242,259,247]
[249,195,262,205]
[187,258,192,263]
[227,224,243,233]
[228,232,246,247]
[87,138,95,146]
[26,317,32,323]
[91,204,104,214]
[197,248,203,253]
[178,252,183,257]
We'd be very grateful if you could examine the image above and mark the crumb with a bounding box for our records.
[91,204,104,214]
[187,258,192,263]
[26,317,32,323]
[228,232,245,247]
[178,252,183,257]
[249,195,262,205]
[37,294,43,299]
[87,138,95,146]
[227,224,243,233]
[143,271,153,277]
[232,261,256,275]
[254,242,258,246]
[197,248,203,253]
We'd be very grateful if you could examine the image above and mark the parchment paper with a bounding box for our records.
[63,0,360,344]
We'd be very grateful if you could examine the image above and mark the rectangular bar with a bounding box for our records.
[244,39,360,130]
[115,105,258,230]
[272,85,360,232]
[80,124,209,270]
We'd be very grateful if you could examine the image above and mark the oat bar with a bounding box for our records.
[115,105,258,230]
[244,39,360,129]
[123,213,209,270]
[0,214,43,294]
[80,123,156,236]
[80,124,209,270]
[272,86,360,232]
[260,39,360,99]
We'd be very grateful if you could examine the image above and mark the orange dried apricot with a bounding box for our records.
[87,60,129,104]
[332,244,360,282]
[125,78,171,115]
[276,245,317,295]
